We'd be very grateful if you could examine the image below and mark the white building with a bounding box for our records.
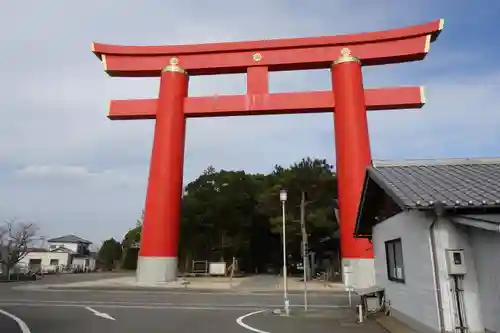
[355,158,500,333]
[18,234,96,273]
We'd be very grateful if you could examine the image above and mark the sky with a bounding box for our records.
[0,0,499,247]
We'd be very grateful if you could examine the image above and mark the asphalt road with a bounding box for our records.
[0,275,386,333]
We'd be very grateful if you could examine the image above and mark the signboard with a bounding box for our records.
[209,262,226,275]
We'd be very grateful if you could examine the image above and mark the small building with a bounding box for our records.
[47,234,92,254]
[18,234,96,273]
[355,158,500,333]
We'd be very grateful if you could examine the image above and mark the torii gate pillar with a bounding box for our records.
[331,48,374,288]
[136,60,188,283]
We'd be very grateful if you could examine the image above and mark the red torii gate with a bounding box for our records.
[93,19,443,285]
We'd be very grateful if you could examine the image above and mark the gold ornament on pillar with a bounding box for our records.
[333,48,361,66]
[162,57,188,75]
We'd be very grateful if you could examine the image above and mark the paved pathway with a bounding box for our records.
[236,274,344,292]
[32,272,133,285]
[237,275,281,289]
[11,273,344,293]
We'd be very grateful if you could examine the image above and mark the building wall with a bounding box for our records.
[73,257,96,270]
[18,252,71,268]
[48,242,79,252]
[373,212,486,333]
[373,211,440,332]
[433,218,484,332]
[470,228,500,333]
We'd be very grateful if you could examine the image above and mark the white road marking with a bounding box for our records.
[236,310,269,333]
[0,309,32,333]
[84,306,116,320]
[0,302,262,311]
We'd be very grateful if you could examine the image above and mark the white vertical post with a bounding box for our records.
[345,265,353,307]
[280,189,290,316]
[357,304,364,323]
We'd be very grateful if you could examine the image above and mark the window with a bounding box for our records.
[385,238,405,283]
[50,259,59,266]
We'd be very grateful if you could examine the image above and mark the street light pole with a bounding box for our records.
[280,189,290,316]
[300,191,308,311]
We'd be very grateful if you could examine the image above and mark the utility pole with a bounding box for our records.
[300,191,309,311]
[280,189,290,316]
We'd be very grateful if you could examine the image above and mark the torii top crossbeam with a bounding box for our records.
[92,19,443,76]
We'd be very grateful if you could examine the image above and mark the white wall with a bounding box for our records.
[433,218,484,333]
[470,228,500,333]
[373,212,486,333]
[48,242,79,252]
[73,257,96,270]
[18,252,71,267]
[373,211,440,332]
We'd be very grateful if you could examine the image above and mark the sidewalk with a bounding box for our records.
[375,315,417,333]
[241,277,346,292]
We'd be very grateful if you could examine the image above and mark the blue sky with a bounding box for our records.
[0,0,498,246]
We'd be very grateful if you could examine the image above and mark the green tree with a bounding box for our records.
[136,209,144,228]
[98,238,122,270]
[121,222,141,270]
[256,158,338,264]
[122,158,339,275]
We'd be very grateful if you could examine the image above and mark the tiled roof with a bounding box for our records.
[369,158,500,209]
[355,158,500,237]
[47,235,92,244]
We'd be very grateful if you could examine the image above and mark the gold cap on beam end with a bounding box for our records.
[332,48,361,66]
[162,57,188,75]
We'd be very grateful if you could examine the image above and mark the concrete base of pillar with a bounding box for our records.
[136,256,177,283]
[342,258,375,290]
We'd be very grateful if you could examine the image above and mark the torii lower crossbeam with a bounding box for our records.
[108,87,425,120]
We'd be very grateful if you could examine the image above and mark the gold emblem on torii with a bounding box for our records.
[333,48,361,66]
[162,57,188,75]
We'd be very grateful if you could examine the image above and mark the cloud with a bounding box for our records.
[16,165,93,178]
[15,165,138,186]
[0,0,497,243]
